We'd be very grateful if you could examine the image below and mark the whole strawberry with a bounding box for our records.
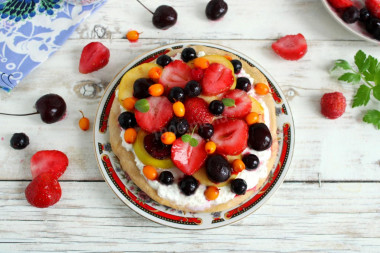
[321,92,347,119]
[25,173,62,208]
[79,42,110,74]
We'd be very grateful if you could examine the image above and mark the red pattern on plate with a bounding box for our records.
[99,92,115,133]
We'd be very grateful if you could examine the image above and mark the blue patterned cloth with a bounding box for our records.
[0,0,105,91]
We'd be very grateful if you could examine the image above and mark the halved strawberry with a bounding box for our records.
[271,34,307,61]
[328,0,353,9]
[79,42,110,74]
[171,134,207,175]
[31,150,69,179]
[184,97,213,126]
[222,89,252,118]
[211,119,248,155]
[366,0,380,19]
[159,60,192,89]
[135,96,173,133]
[201,63,234,96]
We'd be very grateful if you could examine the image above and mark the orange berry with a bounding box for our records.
[193,57,210,70]
[204,186,219,201]
[254,83,270,95]
[143,165,158,180]
[232,159,246,173]
[126,30,140,42]
[224,55,233,61]
[148,67,162,80]
[161,132,176,145]
[148,83,164,96]
[78,110,90,131]
[173,101,185,117]
[124,128,137,144]
[122,97,138,111]
[205,141,216,154]
[245,112,260,125]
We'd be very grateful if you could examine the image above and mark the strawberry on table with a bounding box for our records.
[159,60,192,90]
[201,63,234,96]
[184,97,213,126]
[271,33,307,61]
[222,89,252,118]
[31,150,69,179]
[79,42,110,74]
[327,0,353,9]
[366,0,380,19]
[25,173,62,208]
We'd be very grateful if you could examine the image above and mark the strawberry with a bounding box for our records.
[171,134,207,175]
[271,34,308,61]
[201,63,234,96]
[184,97,213,126]
[25,173,62,208]
[79,42,110,74]
[366,0,380,19]
[211,119,248,155]
[320,92,346,119]
[327,0,353,9]
[191,67,204,81]
[159,60,192,89]
[135,96,173,133]
[31,150,69,179]
[222,89,252,118]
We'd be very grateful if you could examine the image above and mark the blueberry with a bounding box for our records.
[118,112,137,129]
[133,78,154,99]
[156,54,172,67]
[10,133,29,150]
[231,59,242,74]
[184,81,202,97]
[242,154,259,170]
[181,48,197,62]
[342,6,359,24]
[168,87,185,103]
[205,0,228,21]
[167,117,190,137]
[179,176,199,196]
[198,123,214,139]
[366,17,380,34]
[206,154,231,183]
[230,178,247,195]
[159,171,174,185]
[248,123,272,151]
[359,8,371,23]
[236,77,251,92]
[209,100,224,115]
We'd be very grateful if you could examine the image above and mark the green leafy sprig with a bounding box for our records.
[181,126,199,147]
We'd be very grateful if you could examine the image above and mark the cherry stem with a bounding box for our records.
[0,112,39,116]
[79,110,85,118]
[136,0,153,14]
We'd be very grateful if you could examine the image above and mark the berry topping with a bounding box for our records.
[245,112,260,125]
[201,63,234,96]
[156,54,172,67]
[205,141,217,154]
[171,133,207,175]
[79,42,110,74]
[118,112,137,129]
[222,89,252,118]
[173,101,185,117]
[327,0,353,9]
[205,0,228,20]
[342,6,360,23]
[159,60,192,89]
[161,132,176,145]
[144,132,172,159]
[232,159,246,173]
[209,100,225,115]
[230,178,247,195]
[126,30,140,42]
[320,92,346,119]
[122,97,138,111]
[35,94,66,124]
[10,133,29,150]
[198,123,214,139]
[124,128,137,144]
[205,154,231,183]
[271,33,308,61]
[365,17,380,34]
[181,48,197,62]
[184,81,202,97]
[135,96,174,133]
[184,97,214,125]
[159,171,174,185]
[152,5,178,30]
[191,67,204,81]
[360,8,371,22]
[148,67,163,81]
[179,176,199,196]
[204,186,220,201]
[143,165,158,180]
[236,77,252,92]
[366,0,380,19]
[248,123,272,151]
[133,78,155,99]
[167,117,190,137]
[230,59,242,74]
[254,83,270,95]
[168,87,186,103]
[148,83,165,97]
[30,150,69,180]
[25,173,62,208]
[211,119,248,155]
[242,154,259,171]
[193,57,210,69]
[79,111,90,131]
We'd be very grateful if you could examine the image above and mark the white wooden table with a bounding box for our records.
[1,0,380,251]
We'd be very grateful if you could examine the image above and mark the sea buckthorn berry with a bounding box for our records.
[245,112,260,125]
[126,30,140,42]
[148,67,162,80]
[122,97,138,111]
[193,57,210,70]
[143,165,158,180]
[232,159,246,173]
[254,83,270,95]
[205,141,216,154]
[204,186,219,201]
[173,101,185,117]
[148,83,164,97]
[79,110,90,131]
[161,132,176,145]
[224,55,233,61]
[124,128,137,144]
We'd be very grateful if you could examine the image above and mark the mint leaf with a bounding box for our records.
[181,134,191,143]
[134,99,149,113]
[333,59,351,71]
[222,98,235,107]
[354,50,367,73]
[353,85,371,107]
[373,84,380,101]
[338,73,361,84]
[189,138,198,147]
[363,110,380,129]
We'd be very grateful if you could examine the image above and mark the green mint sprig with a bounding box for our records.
[181,126,198,147]
[135,99,149,113]
[332,50,380,129]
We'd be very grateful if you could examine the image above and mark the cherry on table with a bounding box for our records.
[136,0,177,30]
[205,0,228,21]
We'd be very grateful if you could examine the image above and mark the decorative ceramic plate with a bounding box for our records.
[94,42,295,229]
[321,0,380,45]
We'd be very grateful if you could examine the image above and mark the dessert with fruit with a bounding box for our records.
[109,45,278,212]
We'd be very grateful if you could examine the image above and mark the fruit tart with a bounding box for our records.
[109,45,278,212]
